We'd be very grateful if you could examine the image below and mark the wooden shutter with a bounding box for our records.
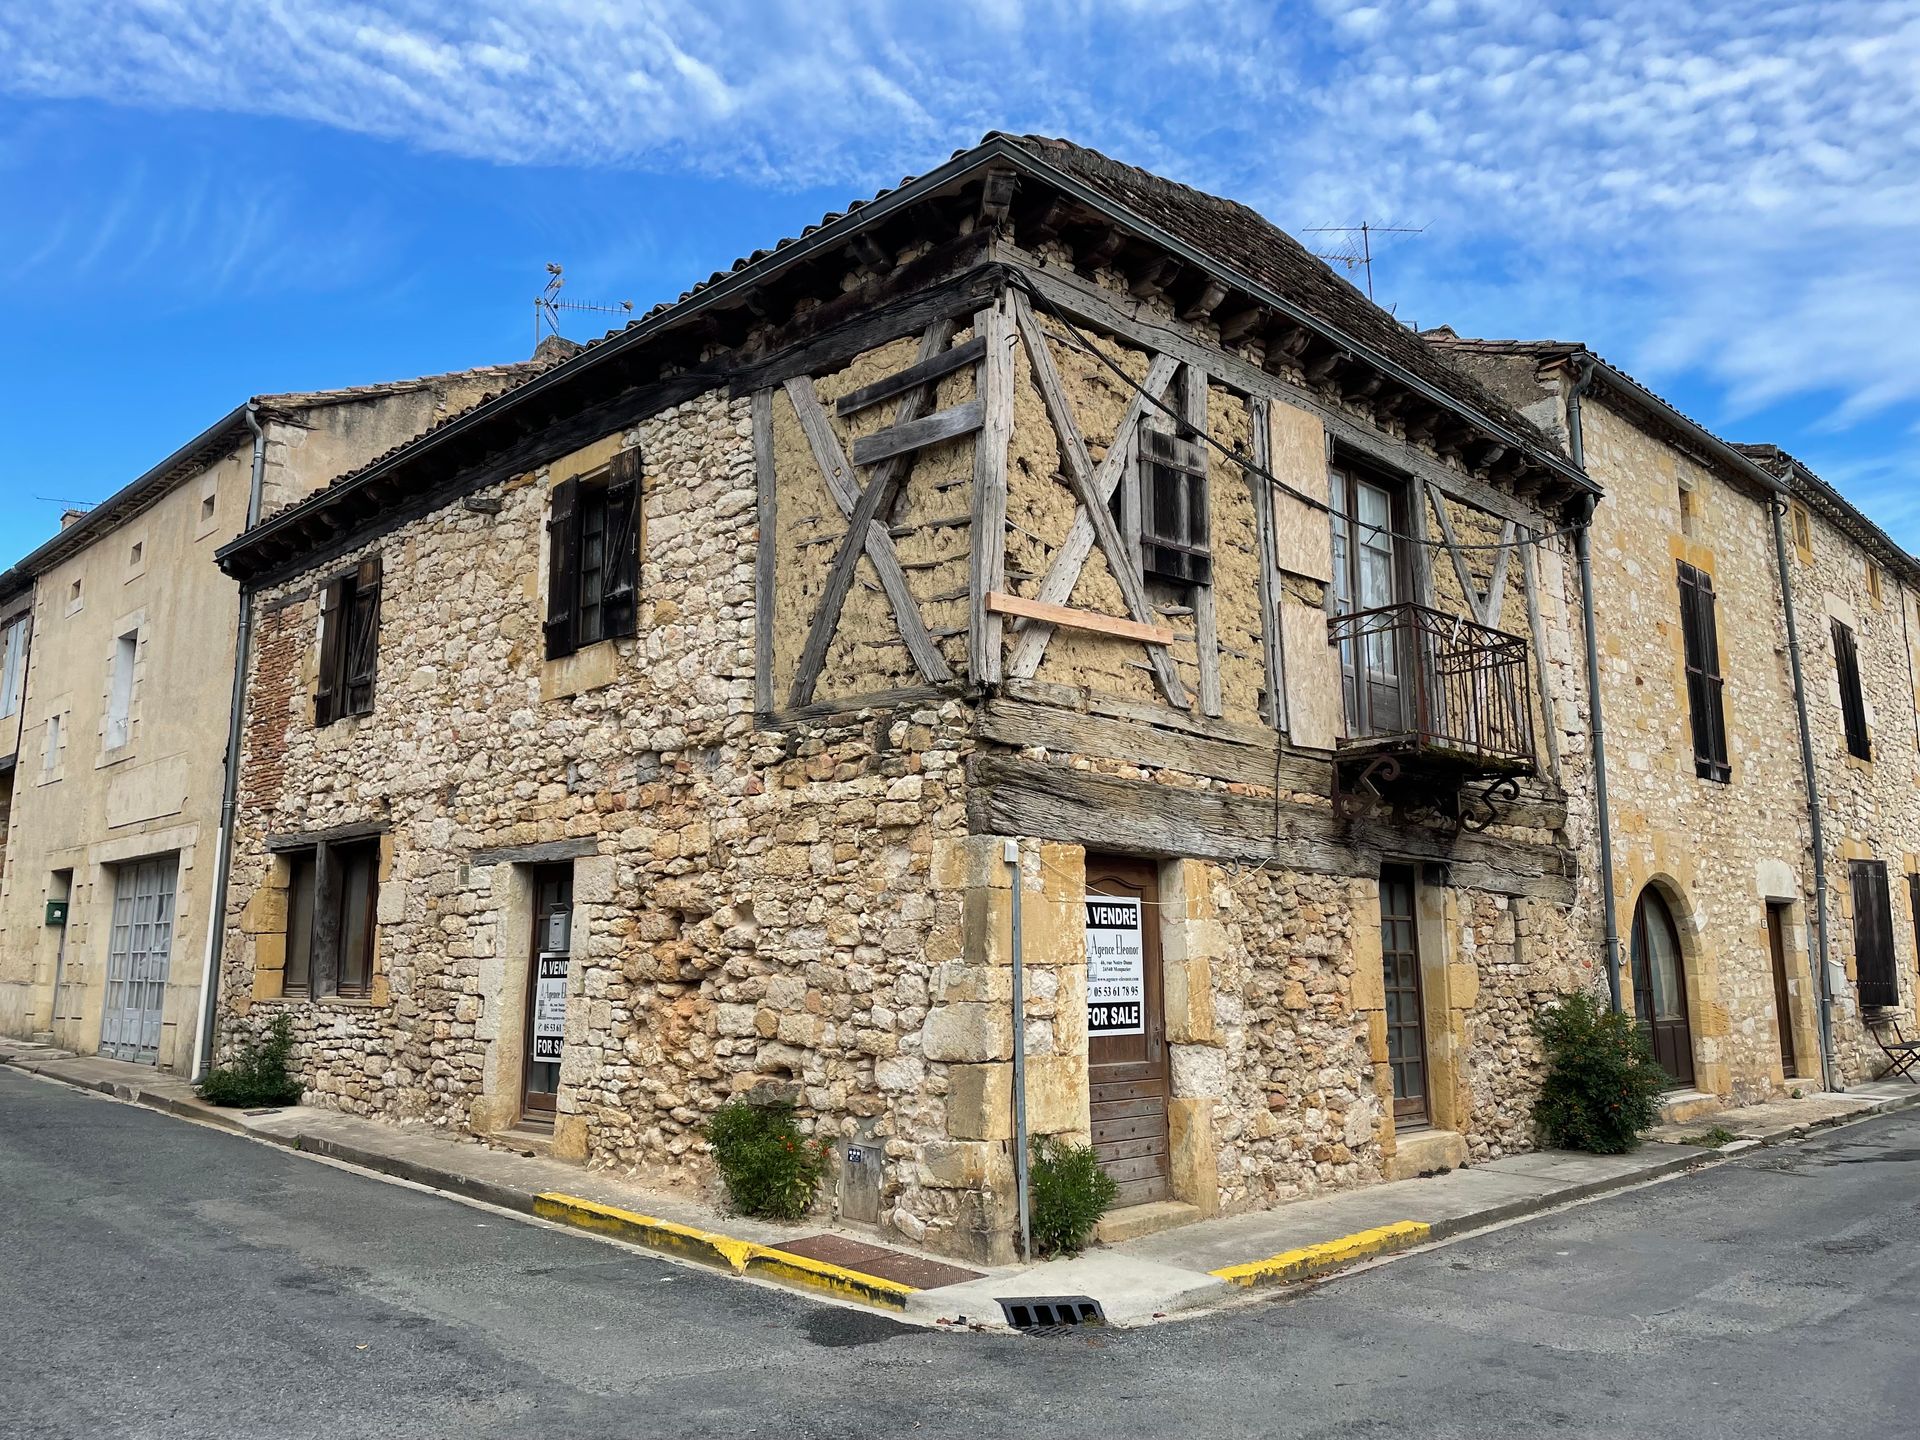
[1851,859,1899,1008]
[1832,619,1871,760]
[345,555,381,716]
[601,449,642,640]
[1677,562,1730,781]
[315,576,350,726]
[544,478,581,659]
[1139,430,1211,586]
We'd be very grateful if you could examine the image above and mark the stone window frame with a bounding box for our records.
[1675,561,1730,784]
[544,447,642,662]
[0,612,29,720]
[98,612,147,762]
[250,828,394,1006]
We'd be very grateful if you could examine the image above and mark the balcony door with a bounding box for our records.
[1331,469,1408,737]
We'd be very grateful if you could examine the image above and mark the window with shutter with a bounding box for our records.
[544,453,643,660]
[314,575,350,726]
[1137,429,1211,587]
[316,558,381,725]
[1676,561,1730,782]
[279,839,378,1000]
[1851,858,1899,1008]
[1832,619,1871,760]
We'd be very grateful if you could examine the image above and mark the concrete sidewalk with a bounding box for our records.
[6,1037,1916,1329]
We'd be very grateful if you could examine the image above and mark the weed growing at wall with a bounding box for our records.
[1533,992,1668,1154]
[1029,1135,1118,1257]
[198,1013,304,1108]
[706,1099,832,1221]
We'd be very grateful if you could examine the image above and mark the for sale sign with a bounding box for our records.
[1085,896,1145,1037]
[532,954,569,1062]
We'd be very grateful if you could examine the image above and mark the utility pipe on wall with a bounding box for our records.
[1005,838,1032,1265]
[1565,358,1624,1011]
[1770,494,1838,1092]
[190,405,267,1080]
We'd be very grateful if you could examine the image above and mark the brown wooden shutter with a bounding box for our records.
[601,449,641,640]
[1677,562,1729,781]
[545,478,581,659]
[315,576,349,726]
[1852,858,1899,1007]
[1833,619,1871,760]
[345,554,381,716]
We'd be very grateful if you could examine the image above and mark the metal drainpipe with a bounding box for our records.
[1006,839,1031,1265]
[190,405,267,1080]
[1770,491,1838,1092]
[1566,358,1624,1011]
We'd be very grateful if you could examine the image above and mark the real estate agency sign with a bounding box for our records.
[1084,896,1145,1036]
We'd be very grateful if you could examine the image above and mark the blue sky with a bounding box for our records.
[1,0,1916,562]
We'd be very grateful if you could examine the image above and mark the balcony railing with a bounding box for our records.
[1327,603,1535,773]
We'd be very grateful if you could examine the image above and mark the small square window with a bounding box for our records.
[201,492,217,523]
[129,541,143,568]
[68,579,82,605]
[1867,561,1883,604]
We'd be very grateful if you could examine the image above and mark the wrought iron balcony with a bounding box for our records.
[1327,603,1536,826]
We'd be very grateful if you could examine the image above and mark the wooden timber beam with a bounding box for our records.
[1179,279,1230,322]
[985,591,1174,645]
[967,753,1574,902]
[967,294,1017,685]
[1184,365,1224,718]
[834,335,986,417]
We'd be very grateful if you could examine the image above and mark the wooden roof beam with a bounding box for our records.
[1127,255,1181,301]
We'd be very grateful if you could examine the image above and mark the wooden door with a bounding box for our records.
[1379,866,1429,1123]
[1630,889,1695,1087]
[521,866,574,1124]
[1086,856,1170,1208]
[1767,903,1798,1078]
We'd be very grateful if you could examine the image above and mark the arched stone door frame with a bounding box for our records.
[1629,881,1698,1088]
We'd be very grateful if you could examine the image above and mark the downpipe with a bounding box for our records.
[1771,494,1838,1092]
[1566,358,1624,1011]
[190,405,266,1081]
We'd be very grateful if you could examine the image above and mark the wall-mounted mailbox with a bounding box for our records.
[45,900,68,927]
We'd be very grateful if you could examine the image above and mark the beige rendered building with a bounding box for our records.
[0,366,537,1071]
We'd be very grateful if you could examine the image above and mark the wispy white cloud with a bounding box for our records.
[1,0,1914,519]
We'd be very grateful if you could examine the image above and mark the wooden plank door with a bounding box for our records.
[1085,856,1170,1208]
[1630,890,1695,1088]
[1767,903,1798,1078]
[521,866,574,1124]
[1379,865,1429,1123]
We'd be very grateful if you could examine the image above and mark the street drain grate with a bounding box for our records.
[997,1296,1106,1333]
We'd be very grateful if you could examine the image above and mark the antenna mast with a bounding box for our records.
[1305,222,1427,301]
[535,264,634,348]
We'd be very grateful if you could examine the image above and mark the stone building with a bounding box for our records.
[212,135,1603,1263]
[1434,337,1920,1107]
[0,365,538,1071]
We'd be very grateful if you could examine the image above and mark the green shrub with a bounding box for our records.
[198,1013,304,1108]
[1533,991,1668,1154]
[705,1099,832,1221]
[1028,1134,1117,1257]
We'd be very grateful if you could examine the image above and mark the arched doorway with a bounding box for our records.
[1630,888,1695,1087]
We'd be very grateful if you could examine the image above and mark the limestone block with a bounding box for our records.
[921,1139,1007,1190]
[962,888,1013,967]
[1446,962,1480,1009]
[948,1062,1012,1139]
[552,1113,589,1163]
[874,1054,927,1094]
[253,932,286,975]
[376,880,407,926]
[1168,1095,1220,1215]
[935,964,1011,1005]
[572,855,617,905]
[241,885,288,936]
[1170,1043,1227,1098]
[932,835,1014,892]
[922,1003,1012,1062]
[1165,956,1216,1044]
[1024,1053,1088,1135]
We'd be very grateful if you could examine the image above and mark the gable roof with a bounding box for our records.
[219,133,1591,587]
[0,363,543,603]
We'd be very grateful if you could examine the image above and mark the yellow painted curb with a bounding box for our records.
[1209,1220,1431,1288]
[533,1192,917,1311]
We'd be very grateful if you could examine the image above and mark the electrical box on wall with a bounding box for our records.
[45,900,68,927]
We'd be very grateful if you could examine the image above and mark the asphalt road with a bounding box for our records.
[3,1066,1917,1440]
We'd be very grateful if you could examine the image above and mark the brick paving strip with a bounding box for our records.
[5,1038,1916,1328]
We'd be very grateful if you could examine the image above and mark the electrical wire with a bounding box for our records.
[1010,272,1588,556]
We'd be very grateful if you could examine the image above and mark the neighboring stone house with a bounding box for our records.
[0,365,540,1071]
[212,134,1601,1264]
[1740,445,1920,1085]
[1435,336,1920,1105]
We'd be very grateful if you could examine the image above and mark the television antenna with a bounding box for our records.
[1305,222,1427,301]
[535,264,634,347]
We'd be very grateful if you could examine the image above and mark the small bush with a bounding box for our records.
[706,1099,832,1221]
[198,1013,303,1108]
[1681,1125,1738,1149]
[1028,1135,1117,1257]
[1533,991,1669,1154]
